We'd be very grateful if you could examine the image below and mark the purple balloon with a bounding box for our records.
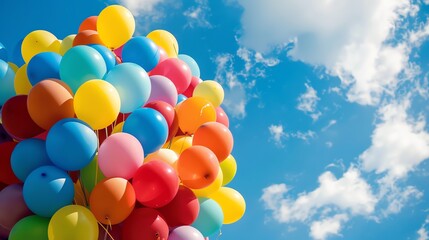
[0,184,32,238]
[0,124,12,144]
[147,75,178,107]
[169,226,205,240]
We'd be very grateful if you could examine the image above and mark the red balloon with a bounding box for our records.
[0,183,6,191]
[132,161,179,208]
[122,208,169,240]
[149,58,192,94]
[0,124,12,144]
[78,16,98,32]
[0,142,20,185]
[0,184,32,238]
[73,30,104,46]
[157,186,199,227]
[183,76,201,98]
[144,101,175,128]
[1,95,44,140]
[215,107,229,128]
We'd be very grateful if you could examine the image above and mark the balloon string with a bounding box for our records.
[95,130,100,189]
[97,222,114,240]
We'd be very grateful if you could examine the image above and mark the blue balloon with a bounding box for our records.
[0,59,16,107]
[59,45,106,93]
[178,54,200,78]
[104,63,151,113]
[123,108,168,154]
[27,52,62,85]
[192,198,224,237]
[23,165,74,217]
[0,42,7,62]
[177,94,187,104]
[89,44,116,72]
[122,36,160,71]
[46,118,97,171]
[11,138,52,182]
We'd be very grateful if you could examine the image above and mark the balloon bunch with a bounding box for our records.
[0,4,245,240]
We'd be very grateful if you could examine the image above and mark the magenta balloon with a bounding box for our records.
[0,184,32,238]
[149,58,192,94]
[98,133,144,180]
[169,226,205,240]
[147,75,178,106]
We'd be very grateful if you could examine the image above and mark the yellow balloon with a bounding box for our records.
[8,62,19,73]
[220,155,237,186]
[210,187,245,224]
[97,5,135,49]
[74,79,120,130]
[48,205,99,240]
[193,80,224,107]
[145,148,178,168]
[14,64,32,95]
[112,121,124,134]
[60,34,76,55]
[21,30,58,62]
[48,39,62,54]
[163,135,193,155]
[193,167,223,197]
[147,29,179,58]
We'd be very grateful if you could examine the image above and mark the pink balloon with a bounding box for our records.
[147,75,178,106]
[215,107,229,128]
[150,58,192,94]
[183,76,202,98]
[0,184,32,238]
[113,45,124,58]
[98,133,144,180]
[169,226,205,240]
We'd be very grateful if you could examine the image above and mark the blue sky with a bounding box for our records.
[1,0,429,239]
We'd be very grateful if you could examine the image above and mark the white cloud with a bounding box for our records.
[184,0,212,28]
[310,214,348,240]
[118,0,165,16]
[418,216,429,240]
[359,99,429,179]
[297,83,321,121]
[261,167,377,224]
[291,130,316,142]
[269,124,287,147]
[322,120,337,132]
[326,141,333,148]
[237,0,420,105]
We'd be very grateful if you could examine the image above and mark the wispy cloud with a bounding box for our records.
[269,124,288,147]
[297,83,321,121]
[184,0,212,28]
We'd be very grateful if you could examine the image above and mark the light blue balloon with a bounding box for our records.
[59,45,106,93]
[11,138,52,182]
[46,118,97,171]
[89,44,117,72]
[177,94,187,105]
[192,198,224,237]
[123,108,168,154]
[0,42,7,62]
[104,63,151,113]
[178,54,200,78]
[23,165,74,217]
[0,59,15,106]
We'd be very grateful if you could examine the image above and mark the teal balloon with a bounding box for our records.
[59,45,106,93]
[0,59,15,106]
[11,139,52,182]
[192,198,223,237]
[104,63,151,113]
[23,166,74,217]
[178,54,200,78]
[9,215,50,240]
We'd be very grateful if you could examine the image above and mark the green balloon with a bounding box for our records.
[9,215,50,240]
[192,198,224,237]
[80,155,105,194]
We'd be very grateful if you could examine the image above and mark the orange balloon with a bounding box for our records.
[177,146,219,189]
[193,122,233,162]
[177,96,216,134]
[79,16,98,32]
[27,79,75,130]
[73,30,104,46]
[89,177,136,225]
